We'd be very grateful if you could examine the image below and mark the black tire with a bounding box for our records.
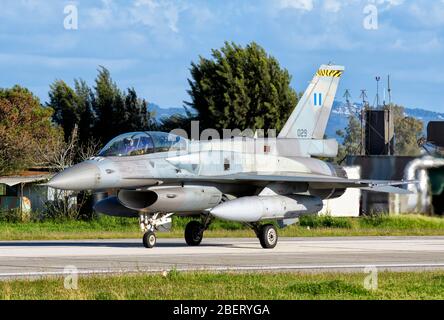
[143,231,157,248]
[258,224,278,249]
[185,221,204,246]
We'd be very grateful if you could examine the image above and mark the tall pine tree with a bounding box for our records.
[74,79,95,145]
[186,42,298,134]
[48,80,79,142]
[92,66,122,143]
[49,66,153,146]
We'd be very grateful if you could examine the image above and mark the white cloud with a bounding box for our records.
[86,0,116,28]
[0,0,59,24]
[188,5,214,26]
[278,0,314,11]
[276,0,405,14]
[390,36,443,53]
[381,0,405,7]
[130,0,183,33]
[408,2,444,27]
[0,53,137,71]
[84,0,184,33]
[323,0,342,13]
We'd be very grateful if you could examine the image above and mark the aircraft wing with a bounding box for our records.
[124,172,415,194]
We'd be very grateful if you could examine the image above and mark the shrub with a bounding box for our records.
[0,209,31,223]
[299,215,353,229]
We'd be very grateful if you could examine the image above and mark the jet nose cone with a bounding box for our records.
[47,162,101,190]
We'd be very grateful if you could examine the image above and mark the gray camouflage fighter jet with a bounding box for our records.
[47,64,412,249]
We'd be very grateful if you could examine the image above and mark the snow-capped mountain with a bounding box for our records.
[148,101,444,140]
[148,103,188,119]
[326,101,444,139]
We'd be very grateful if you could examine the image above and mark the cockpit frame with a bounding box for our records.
[98,132,187,157]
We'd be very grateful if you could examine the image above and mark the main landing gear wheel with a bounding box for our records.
[185,220,204,246]
[143,231,157,248]
[258,224,278,249]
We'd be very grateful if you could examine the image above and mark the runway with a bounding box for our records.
[1,237,444,279]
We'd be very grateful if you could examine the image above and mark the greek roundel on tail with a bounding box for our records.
[278,64,344,140]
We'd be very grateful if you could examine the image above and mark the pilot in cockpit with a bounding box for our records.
[123,137,136,155]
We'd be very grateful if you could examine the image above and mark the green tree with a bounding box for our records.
[124,88,151,132]
[335,104,423,162]
[92,66,122,143]
[74,79,96,145]
[335,115,362,163]
[157,108,197,136]
[47,80,79,142]
[185,42,298,133]
[48,67,153,146]
[390,104,423,156]
[92,67,153,143]
[0,86,62,175]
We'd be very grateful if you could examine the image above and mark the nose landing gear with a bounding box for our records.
[139,213,173,249]
[142,230,157,248]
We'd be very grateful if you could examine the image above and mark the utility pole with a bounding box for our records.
[359,89,368,156]
[375,76,381,108]
[343,89,352,113]
[387,75,392,105]
[387,75,393,155]
[359,89,368,107]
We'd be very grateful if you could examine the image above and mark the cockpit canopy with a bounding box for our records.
[98,132,187,157]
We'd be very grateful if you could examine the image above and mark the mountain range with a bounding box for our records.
[149,102,444,139]
[327,101,443,139]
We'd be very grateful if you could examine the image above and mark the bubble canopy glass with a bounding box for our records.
[98,132,187,157]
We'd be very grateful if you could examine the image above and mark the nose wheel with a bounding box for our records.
[139,213,173,249]
[143,231,157,248]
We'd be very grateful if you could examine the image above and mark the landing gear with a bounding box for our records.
[258,224,278,249]
[249,223,278,249]
[184,214,213,246]
[185,221,204,246]
[139,213,173,249]
[143,231,157,248]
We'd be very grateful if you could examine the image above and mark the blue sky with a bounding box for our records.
[0,0,443,112]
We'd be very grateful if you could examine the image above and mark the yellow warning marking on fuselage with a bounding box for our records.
[316,69,343,77]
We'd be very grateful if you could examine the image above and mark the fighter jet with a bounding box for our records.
[47,64,412,249]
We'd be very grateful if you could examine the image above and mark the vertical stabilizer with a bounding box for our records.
[278,64,344,139]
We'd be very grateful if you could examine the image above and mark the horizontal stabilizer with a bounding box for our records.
[359,185,413,194]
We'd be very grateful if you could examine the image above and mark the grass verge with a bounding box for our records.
[1,271,444,300]
[0,214,444,240]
